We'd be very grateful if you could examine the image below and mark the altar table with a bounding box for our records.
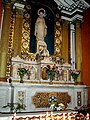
[0,82,88,112]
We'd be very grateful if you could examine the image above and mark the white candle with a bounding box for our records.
[46,112,48,120]
[26,118,28,120]
[63,113,65,120]
[13,112,16,120]
[46,111,48,116]
[40,114,43,120]
[86,113,89,120]
[51,111,53,116]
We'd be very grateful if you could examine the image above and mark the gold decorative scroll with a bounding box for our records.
[54,13,62,57]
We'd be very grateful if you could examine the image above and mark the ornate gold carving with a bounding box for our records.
[21,7,31,59]
[54,14,62,57]
[21,7,62,60]
[6,13,15,77]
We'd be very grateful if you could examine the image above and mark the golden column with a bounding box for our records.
[13,7,24,57]
[62,20,69,63]
[0,4,12,82]
[76,22,83,84]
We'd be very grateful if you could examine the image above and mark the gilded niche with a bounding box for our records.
[21,5,62,60]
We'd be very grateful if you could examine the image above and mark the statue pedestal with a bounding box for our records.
[37,40,49,56]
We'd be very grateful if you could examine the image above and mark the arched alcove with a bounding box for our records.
[30,4,55,55]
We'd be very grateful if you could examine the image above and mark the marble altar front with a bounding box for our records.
[0,82,88,113]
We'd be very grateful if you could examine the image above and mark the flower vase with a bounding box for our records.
[20,76,24,83]
[49,76,53,84]
[72,77,77,85]
[49,80,53,84]
[74,80,77,85]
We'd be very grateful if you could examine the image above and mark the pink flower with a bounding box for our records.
[70,69,80,82]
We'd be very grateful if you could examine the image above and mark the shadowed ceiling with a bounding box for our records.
[2,0,90,21]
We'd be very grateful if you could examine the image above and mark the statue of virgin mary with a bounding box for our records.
[34,8,49,56]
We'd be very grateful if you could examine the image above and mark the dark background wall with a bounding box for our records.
[30,4,54,55]
[82,7,90,104]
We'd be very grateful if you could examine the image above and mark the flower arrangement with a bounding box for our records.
[48,96,58,105]
[48,96,66,111]
[17,68,27,83]
[56,103,66,111]
[48,96,58,110]
[46,65,56,83]
[70,69,80,82]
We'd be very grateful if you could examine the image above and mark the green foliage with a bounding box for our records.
[17,68,27,79]
[46,65,56,82]
[3,102,26,112]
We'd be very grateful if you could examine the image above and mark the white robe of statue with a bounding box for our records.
[34,8,49,56]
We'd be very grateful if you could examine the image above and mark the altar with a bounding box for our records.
[0,82,88,113]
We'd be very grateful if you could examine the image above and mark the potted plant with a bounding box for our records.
[17,68,27,83]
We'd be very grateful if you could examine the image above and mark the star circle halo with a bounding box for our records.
[37,8,46,17]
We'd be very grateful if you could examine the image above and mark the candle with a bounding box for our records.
[13,112,16,120]
[40,114,42,120]
[46,111,48,116]
[51,111,53,116]
[26,118,28,120]
[46,112,48,120]
[63,113,65,120]
[86,113,89,120]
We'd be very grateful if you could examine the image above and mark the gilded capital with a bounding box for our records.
[13,3,25,15]
[62,20,69,27]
